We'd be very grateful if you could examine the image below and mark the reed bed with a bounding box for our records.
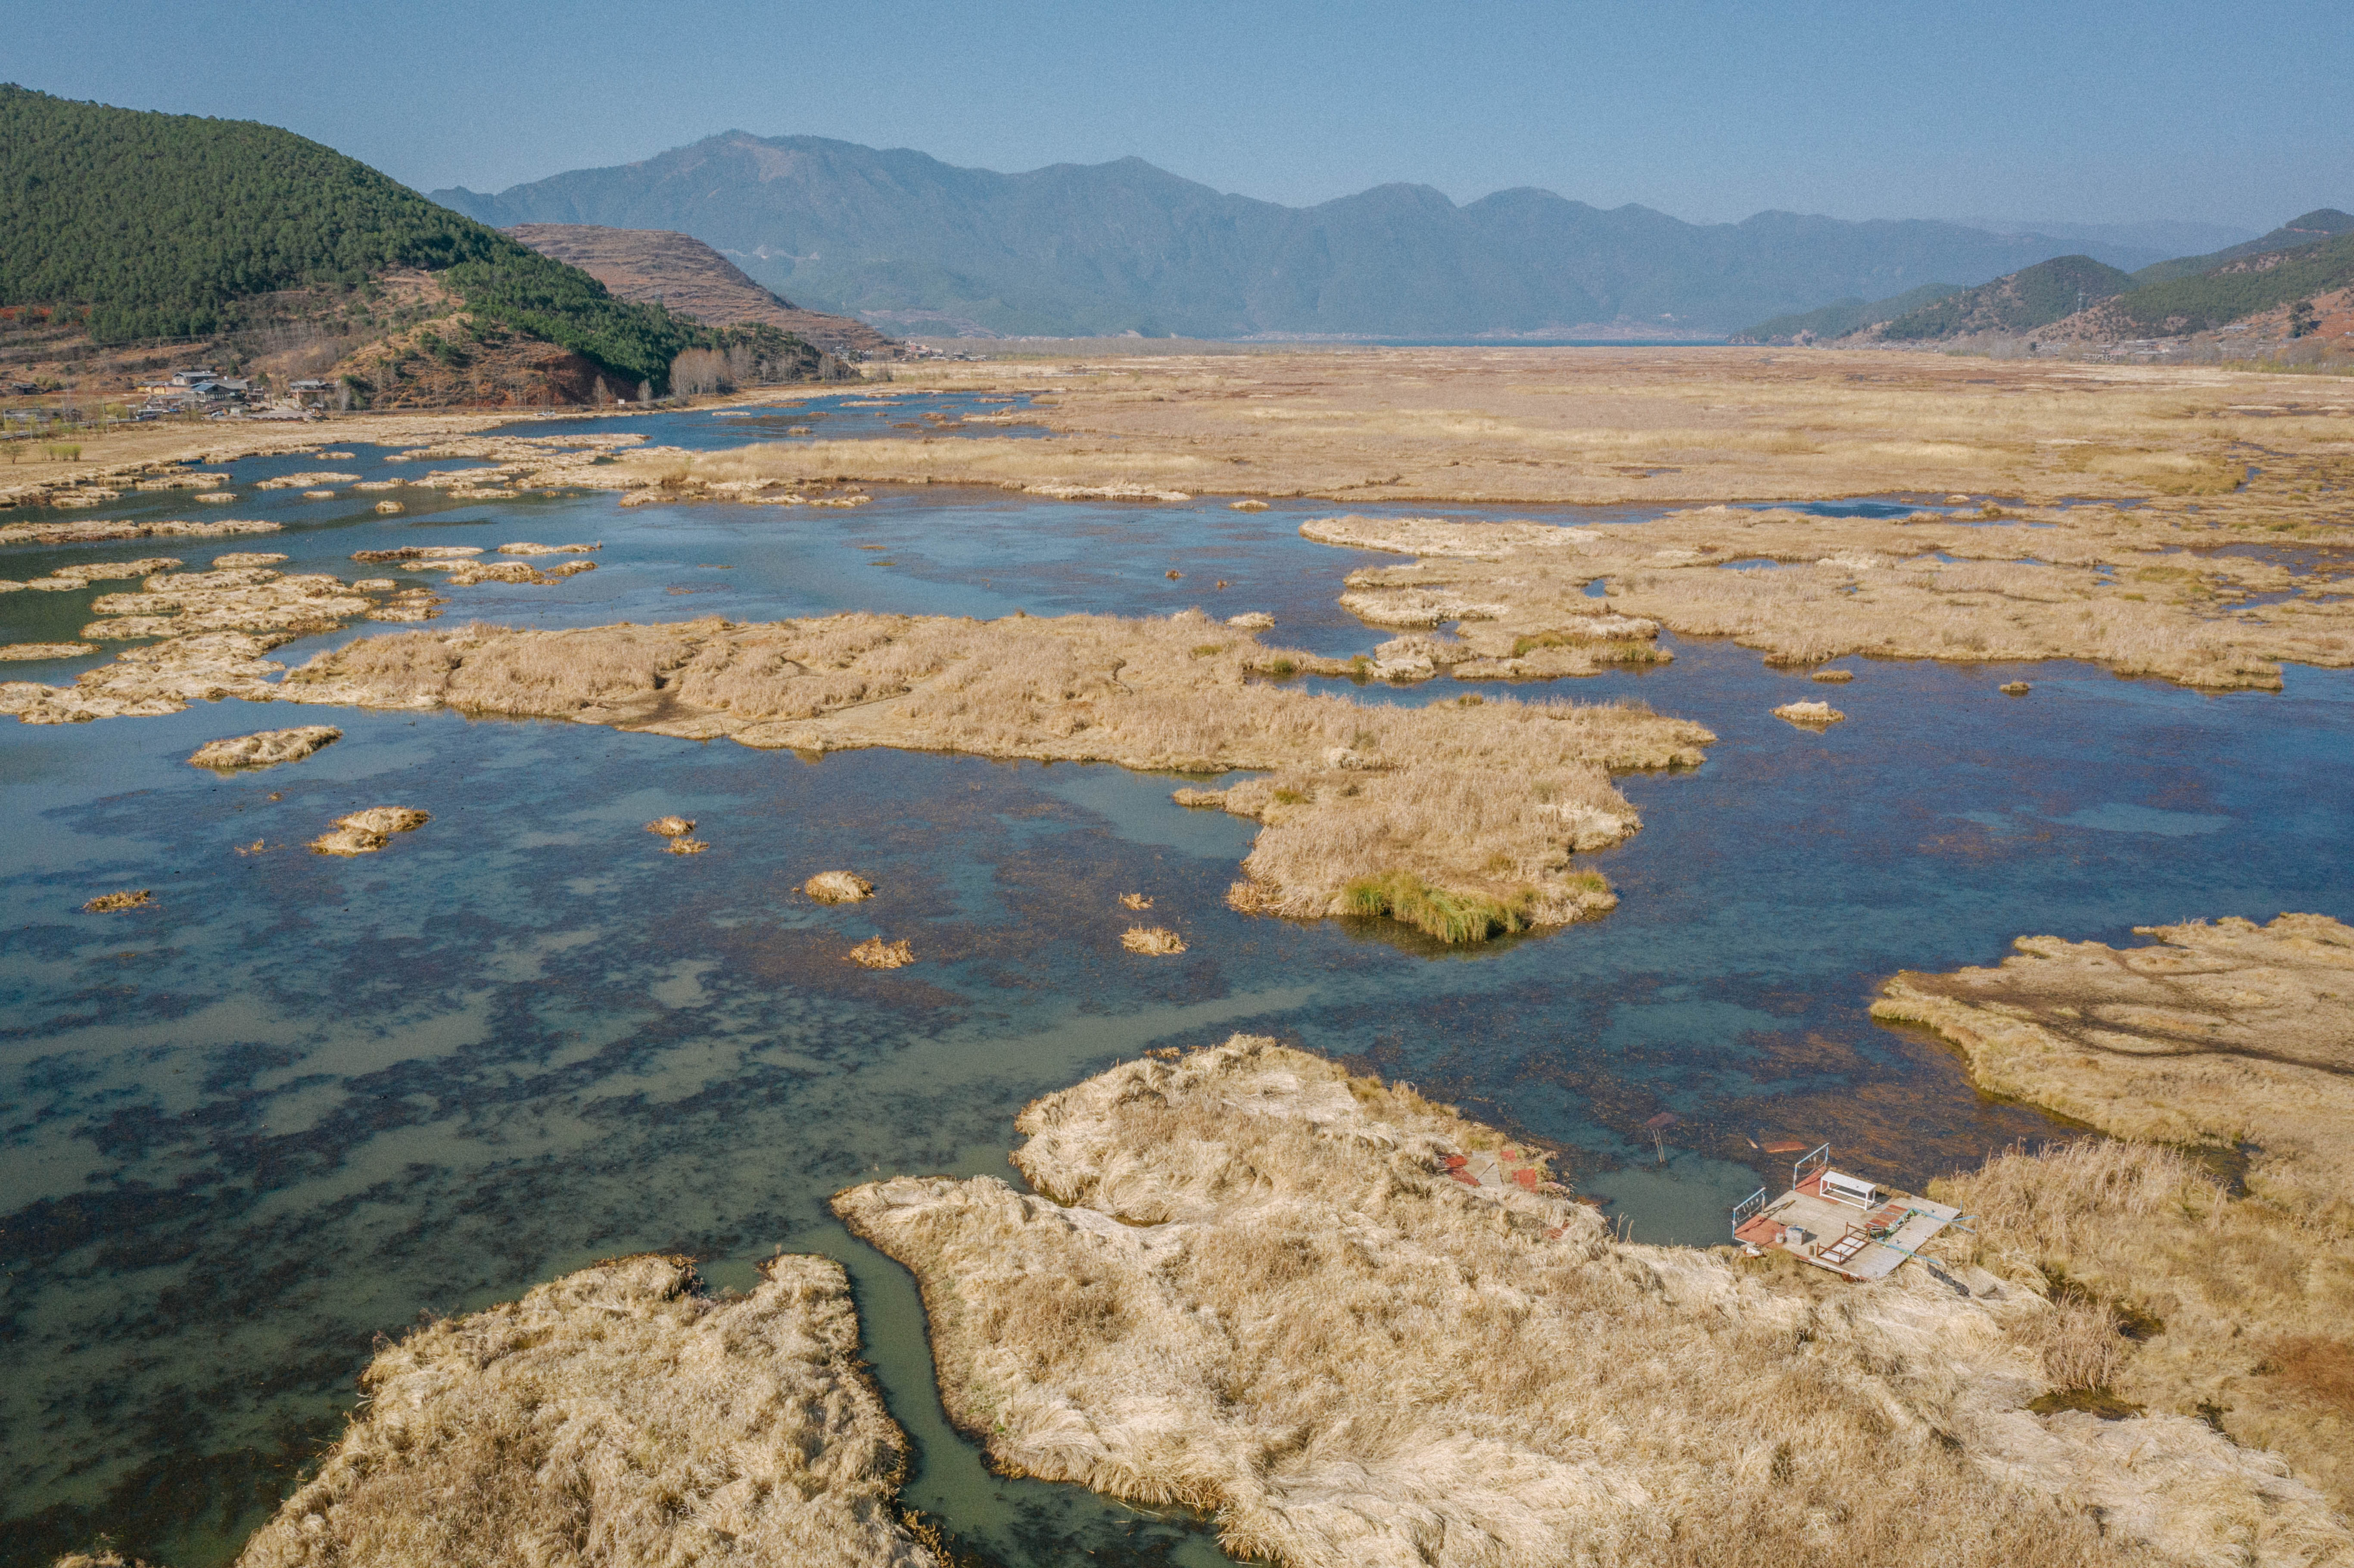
[226,1254,935,1568]
[836,1035,2348,1568]
[1308,505,2354,691]
[1885,913,2354,1511]
[282,612,1713,941]
[608,349,2354,526]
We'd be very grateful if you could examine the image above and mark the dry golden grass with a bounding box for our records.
[225,1253,937,1568]
[279,611,1712,942]
[1306,507,2354,692]
[579,352,2354,693]
[1,566,389,725]
[186,725,341,772]
[846,936,915,969]
[1772,700,1846,726]
[1119,925,1186,955]
[2,521,602,726]
[1881,914,2354,1512]
[308,806,428,856]
[1877,914,2354,1206]
[806,871,876,903]
[0,410,550,514]
[644,814,695,837]
[836,1035,2350,1568]
[81,889,150,913]
[609,348,2354,523]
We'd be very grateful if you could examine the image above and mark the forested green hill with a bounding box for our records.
[1878,255,2133,340]
[1735,282,1963,343]
[0,84,705,386]
[2126,209,2354,286]
[2099,231,2354,334]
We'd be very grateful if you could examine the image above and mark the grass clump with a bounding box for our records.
[1342,868,1522,943]
[1120,926,1186,955]
[805,870,875,903]
[846,936,914,969]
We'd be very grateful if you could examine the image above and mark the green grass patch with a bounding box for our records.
[1342,869,1523,944]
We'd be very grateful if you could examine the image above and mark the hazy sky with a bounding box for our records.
[8,1,2348,230]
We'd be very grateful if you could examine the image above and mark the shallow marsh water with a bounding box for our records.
[3,417,2350,1566]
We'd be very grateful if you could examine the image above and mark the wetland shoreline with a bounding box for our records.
[9,352,2352,1567]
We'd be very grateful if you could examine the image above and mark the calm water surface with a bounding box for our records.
[3,416,2348,1566]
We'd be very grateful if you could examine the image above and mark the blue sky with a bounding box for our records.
[8,1,2348,230]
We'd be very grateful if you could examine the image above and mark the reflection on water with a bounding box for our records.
[3,420,2350,1567]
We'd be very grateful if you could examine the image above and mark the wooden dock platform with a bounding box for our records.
[1730,1145,1964,1282]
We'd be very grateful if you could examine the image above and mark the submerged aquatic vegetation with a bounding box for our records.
[1882,913,2354,1511]
[838,1034,2348,1568]
[223,1254,935,1568]
[277,610,1710,941]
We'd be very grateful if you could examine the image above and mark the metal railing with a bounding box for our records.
[1730,1186,1768,1239]
[1793,1142,1832,1190]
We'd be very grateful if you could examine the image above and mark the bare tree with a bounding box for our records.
[669,348,728,397]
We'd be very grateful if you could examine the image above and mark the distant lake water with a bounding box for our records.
[3,403,2346,1567]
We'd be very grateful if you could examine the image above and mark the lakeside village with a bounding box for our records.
[125,364,331,420]
[4,363,333,442]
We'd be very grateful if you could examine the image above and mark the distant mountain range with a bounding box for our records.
[1951,218,2254,260]
[430,133,2205,340]
[1741,209,2354,346]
